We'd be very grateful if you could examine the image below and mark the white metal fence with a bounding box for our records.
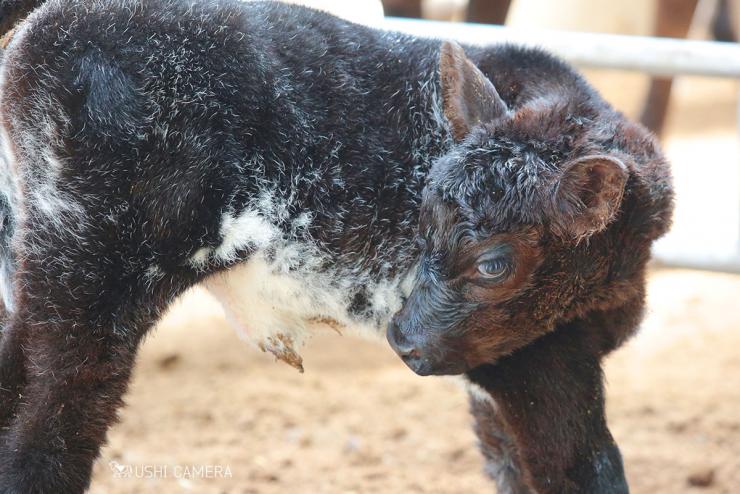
[383,17,740,78]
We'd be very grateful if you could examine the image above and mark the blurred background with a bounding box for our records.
[90,1,740,493]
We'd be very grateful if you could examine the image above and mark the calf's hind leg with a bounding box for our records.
[0,223,195,493]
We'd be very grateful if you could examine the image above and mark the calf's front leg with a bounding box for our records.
[467,323,628,494]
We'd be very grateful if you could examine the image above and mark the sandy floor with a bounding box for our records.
[87,268,740,493]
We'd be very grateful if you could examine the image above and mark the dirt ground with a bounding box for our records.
[87,267,740,494]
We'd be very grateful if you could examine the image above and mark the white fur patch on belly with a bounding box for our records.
[204,247,414,372]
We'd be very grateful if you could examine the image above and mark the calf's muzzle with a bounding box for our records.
[386,315,468,376]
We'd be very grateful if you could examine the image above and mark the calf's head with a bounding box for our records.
[388,41,639,376]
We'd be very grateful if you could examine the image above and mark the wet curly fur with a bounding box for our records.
[0,0,672,492]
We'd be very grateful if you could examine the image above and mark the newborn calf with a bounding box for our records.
[0,0,672,492]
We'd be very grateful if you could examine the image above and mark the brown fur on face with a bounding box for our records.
[389,41,673,376]
[448,227,546,368]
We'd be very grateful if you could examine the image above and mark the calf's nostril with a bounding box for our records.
[396,340,420,358]
[386,321,420,359]
[395,343,419,358]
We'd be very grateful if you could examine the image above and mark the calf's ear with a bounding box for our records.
[551,155,628,240]
[439,40,508,142]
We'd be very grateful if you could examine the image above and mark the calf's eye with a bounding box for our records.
[477,257,511,281]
